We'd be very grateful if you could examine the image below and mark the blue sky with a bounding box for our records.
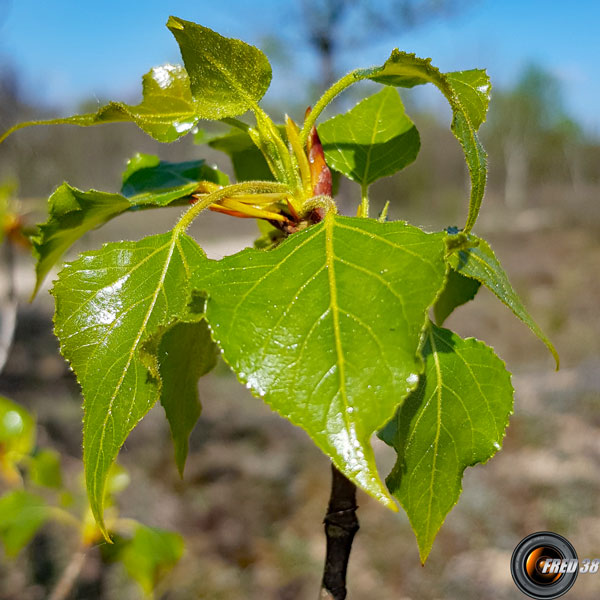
[1,0,599,134]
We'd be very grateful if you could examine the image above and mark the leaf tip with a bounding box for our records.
[166,15,184,31]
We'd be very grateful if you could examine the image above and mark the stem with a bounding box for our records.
[359,184,369,218]
[175,181,290,233]
[48,546,88,600]
[320,463,359,600]
[300,70,364,146]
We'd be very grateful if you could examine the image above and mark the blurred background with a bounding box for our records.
[0,0,599,598]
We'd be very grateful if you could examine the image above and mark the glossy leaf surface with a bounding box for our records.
[433,268,481,325]
[318,87,420,186]
[449,235,559,366]
[1,64,200,144]
[0,490,48,557]
[121,153,228,206]
[32,185,131,296]
[158,320,219,474]
[119,524,184,595]
[380,323,513,562]
[196,214,447,507]
[363,51,490,232]
[53,232,207,536]
[167,17,272,119]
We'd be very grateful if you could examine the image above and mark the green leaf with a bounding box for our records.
[32,157,228,297]
[433,268,481,325]
[167,16,272,119]
[318,87,420,186]
[380,323,513,562]
[32,184,131,297]
[362,52,490,232]
[208,128,277,182]
[0,396,35,481]
[0,490,48,557]
[158,320,219,475]
[29,449,63,489]
[118,524,184,596]
[52,232,208,537]
[121,153,229,206]
[448,235,559,367]
[196,214,447,507]
[1,64,200,144]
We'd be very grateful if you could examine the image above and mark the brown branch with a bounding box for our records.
[320,463,359,600]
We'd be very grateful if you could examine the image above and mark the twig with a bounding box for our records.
[49,547,87,600]
[320,463,359,599]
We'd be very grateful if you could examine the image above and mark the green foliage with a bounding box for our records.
[29,449,63,489]
[0,395,35,480]
[159,320,219,474]
[197,214,446,506]
[433,268,481,326]
[121,153,228,205]
[448,235,559,367]
[1,16,557,570]
[117,524,184,595]
[52,232,210,538]
[379,323,513,561]
[0,490,49,557]
[318,87,420,186]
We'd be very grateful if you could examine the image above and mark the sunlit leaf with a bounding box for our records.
[1,64,200,144]
[318,87,420,186]
[167,16,272,119]
[379,322,513,562]
[448,235,559,366]
[361,52,491,232]
[196,214,447,507]
[0,490,48,557]
[52,232,208,537]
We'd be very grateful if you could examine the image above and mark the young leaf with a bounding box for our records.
[0,490,48,557]
[158,320,219,475]
[318,87,420,186]
[379,323,513,563]
[118,524,184,596]
[448,235,559,367]
[196,214,447,508]
[167,17,272,119]
[433,268,481,325]
[121,153,228,205]
[1,64,200,144]
[0,396,35,482]
[52,232,208,537]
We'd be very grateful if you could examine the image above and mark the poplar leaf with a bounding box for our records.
[318,87,420,186]
[52,232,208,537]
[362,52,491,232]
[196,214,447,507]
[380,323,513,562]
[449,235,559,367]
[167,17,272,119]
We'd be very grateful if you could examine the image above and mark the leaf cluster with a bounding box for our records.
[0,17,557,562]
